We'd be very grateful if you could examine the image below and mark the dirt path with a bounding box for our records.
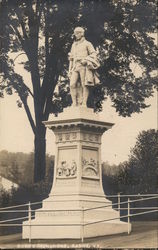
[0,221,157,249]
[94,221,158,248]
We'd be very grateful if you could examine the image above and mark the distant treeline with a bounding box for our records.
[102,129,158,195]
[0,150,54,186]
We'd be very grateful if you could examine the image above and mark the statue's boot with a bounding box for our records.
[70,87,77,106]
[77,84,83,105]
[82,86,89,107]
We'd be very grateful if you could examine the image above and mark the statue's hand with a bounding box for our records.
[68,70,72,79]
[81,59,87,66]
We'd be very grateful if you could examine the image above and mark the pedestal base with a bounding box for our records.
[23,222,129,239]
[22,194,131,239]
[23,107,131,239]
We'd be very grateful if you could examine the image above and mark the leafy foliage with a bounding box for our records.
[0,0,157,180]
[116,129,158,193]
[0,0,157,115]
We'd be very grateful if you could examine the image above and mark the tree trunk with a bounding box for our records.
[34,125,46,182]
[27,51,46,182]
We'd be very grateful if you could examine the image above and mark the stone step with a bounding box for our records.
[23,220,131,239]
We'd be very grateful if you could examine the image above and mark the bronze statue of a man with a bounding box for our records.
[68,27,100,107]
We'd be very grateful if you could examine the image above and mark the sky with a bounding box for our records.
[0,85,157,165]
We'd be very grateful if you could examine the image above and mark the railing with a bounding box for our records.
[0,193,158,243]
[84,194,158,238]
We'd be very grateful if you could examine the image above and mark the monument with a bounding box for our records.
[23,27,131,239]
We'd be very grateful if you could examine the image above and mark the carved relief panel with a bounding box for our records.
[82,147,100,179]
[82,133,100,143]
[56,132,100,143]
[56,147,77,179]
[56,132,77,143]
[57,160,77,178]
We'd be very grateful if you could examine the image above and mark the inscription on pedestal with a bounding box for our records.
[81,178,100,187]
[56,179,76,185]
[37,210,80,217]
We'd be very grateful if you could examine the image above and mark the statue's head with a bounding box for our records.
[73,27,85,40]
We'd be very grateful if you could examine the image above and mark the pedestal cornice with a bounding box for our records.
[43,107,114,133]
[43,118,114,132]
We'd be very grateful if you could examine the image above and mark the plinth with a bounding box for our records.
[23,107,131,239]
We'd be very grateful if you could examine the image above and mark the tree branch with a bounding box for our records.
[9,24,23,45]
[27,88,34,98]
[7,53,34,99]
[15,9,28,40]
[7,73,36,134]
[22,97,36,135]
[43,73,58,120]
[36,0,43,22]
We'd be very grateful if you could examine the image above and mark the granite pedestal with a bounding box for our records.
[23,107,131,239]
